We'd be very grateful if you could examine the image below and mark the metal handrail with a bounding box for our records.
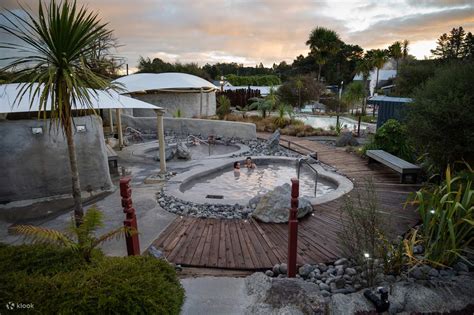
[296,157,319,197]
[125,127,143,142]
[186,135,209,146]
[125,126,142,135]
[187,135,212,156]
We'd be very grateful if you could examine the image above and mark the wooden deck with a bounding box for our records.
[152,134,421,270]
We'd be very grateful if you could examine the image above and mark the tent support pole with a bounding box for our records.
[116,108,123,150]
[154,109,166,174]
[109,109,114,135]
[199,88,203,118]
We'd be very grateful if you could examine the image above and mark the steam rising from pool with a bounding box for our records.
[180,163,336,200]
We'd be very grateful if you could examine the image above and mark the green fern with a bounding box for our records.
[10,207,135,262]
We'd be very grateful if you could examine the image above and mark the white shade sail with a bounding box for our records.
[0,83,162,114]
[113,72,218,93]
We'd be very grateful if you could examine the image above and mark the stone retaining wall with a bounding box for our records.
[121,114,257,140]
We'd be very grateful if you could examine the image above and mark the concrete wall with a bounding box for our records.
[130,91,216,118]
[121,114,256,140]
[0,116,112,204]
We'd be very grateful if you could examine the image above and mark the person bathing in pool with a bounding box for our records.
[234,161,241,172]
[244,156,257,169]
[233,161,241,178]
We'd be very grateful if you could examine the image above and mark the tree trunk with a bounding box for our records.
[376,68,380,91]
[64,112,84,226]
[362,79,368,115]
[298,88,301,108]
[317,64,322,82]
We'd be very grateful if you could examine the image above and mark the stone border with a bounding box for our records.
[164,156,353,206]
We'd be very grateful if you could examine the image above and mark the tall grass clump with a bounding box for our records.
[408,165,474,267]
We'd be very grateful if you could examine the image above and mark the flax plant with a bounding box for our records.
[410,165,474,266]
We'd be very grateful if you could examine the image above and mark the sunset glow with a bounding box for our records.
[1,0,473,69]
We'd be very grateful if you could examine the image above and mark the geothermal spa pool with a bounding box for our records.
[180,163,336,200]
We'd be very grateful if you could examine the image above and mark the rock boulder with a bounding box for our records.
[335,131,359,147]
[176,142,191,160]
[266,129,280,151]
[250,183,313,223]
[154,145,175,161]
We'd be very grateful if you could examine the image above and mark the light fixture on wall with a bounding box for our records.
[76,125,87,133]
[31,127,43,135]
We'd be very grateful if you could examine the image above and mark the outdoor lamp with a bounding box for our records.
[31,127,43,135]
[219,75,225,92]
[76,125,87,133]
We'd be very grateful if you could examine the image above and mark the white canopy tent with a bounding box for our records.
[0,83,168,173]
[113,72,218,93]
[0,83,163,112]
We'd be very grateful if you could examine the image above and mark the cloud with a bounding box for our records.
[0,0,472,69]
[347,6,474,50]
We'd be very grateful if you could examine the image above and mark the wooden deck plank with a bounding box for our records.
[223,220,237,268]
[217,220,228,267]
[235,221,256,269]
[208,219,221,268]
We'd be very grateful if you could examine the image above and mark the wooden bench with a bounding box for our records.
[366,150,421,183]
[106,144,118,173]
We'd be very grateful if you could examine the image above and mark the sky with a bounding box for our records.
[1,0,473,73]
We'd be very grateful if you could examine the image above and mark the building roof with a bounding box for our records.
[113,73,218,93]
[367,95,413,104]
[0,83,162,114]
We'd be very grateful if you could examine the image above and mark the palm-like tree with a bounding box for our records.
[295,77,304,108]
[1,1,118,225]
[367,49,389,89]
[10,207,133,262]
[388,41,403,73]
[306,27,342,82]
[402,40,410,59]
[355,57,373,115]
[343,81,365,115]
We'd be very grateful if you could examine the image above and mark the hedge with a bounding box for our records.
[0,244,184,314]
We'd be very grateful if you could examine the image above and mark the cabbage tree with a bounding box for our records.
[0,1,118,225]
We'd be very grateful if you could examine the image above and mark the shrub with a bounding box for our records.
[216,95,231,119]
[173,108,182,118]
[394,59,438,96]
[406,62,474,175]
[273,104,291,128]
[277,75,326,107]
[363,119,414,162]
[408,165,474,267]
[226,74,281,86]
[338,179,386,286]
[0,244,184,314]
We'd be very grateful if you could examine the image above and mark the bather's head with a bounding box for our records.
[234,161,240,169]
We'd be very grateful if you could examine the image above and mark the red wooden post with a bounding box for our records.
[120,177,140,256]
[288,178,299,277]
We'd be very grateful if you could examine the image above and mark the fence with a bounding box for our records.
[217,88,261,108]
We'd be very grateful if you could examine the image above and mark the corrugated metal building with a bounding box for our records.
[367,95,413,128]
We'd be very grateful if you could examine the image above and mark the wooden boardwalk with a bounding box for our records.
[152,134,421,270]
